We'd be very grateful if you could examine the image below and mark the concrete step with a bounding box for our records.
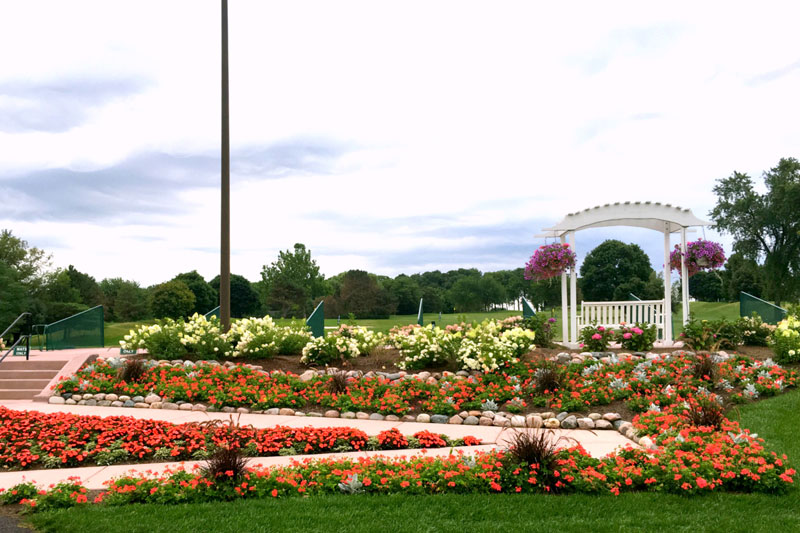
[0,360,67,371]
[0,379,53,390]
[0,369,59,379]
[0,389,42,400]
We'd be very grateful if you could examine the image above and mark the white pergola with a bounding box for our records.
[536,201,712,347]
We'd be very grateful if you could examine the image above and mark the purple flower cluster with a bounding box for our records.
[524,243,577,281]
[669,239,726,277]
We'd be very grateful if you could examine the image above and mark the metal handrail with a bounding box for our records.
[0,335,30,365]
[0,312,31,340]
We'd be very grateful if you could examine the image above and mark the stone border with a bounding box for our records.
[47,356,659,447]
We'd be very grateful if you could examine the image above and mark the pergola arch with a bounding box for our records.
[536,201,712,347]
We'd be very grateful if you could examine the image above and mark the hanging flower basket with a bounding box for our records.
[524,243,577,281]
[669,239,725,277]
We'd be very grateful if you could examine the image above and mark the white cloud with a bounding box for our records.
[1,1,798,285]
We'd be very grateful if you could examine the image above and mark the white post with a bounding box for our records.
[560,234,568,345]
[569,231,578,345]
[663,225,672,344]
[680,227,689,325]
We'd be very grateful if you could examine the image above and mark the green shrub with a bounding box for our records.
[521,314,556,348]
[679,315,742,351]
[738,313,775,347]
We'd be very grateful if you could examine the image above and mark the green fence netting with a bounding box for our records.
[740,292,787,325]
[204,306,221,320]
[44,305,104,350]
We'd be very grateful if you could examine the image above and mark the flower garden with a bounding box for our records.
[3,310,800,517]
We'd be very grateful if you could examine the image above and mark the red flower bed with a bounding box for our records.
[4,397,795,512]
[55,352,797,417]
[0,408,480,471]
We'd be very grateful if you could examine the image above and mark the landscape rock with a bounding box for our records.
[526,415,543,428]
[492,415,509,427]
[132,396,145,403]
[479,417,494,426]
[556,412,569,422]
[369,413,385,421]
[561,415,578,429]
[588,413,602,421]
[134,402,150,409]
[123,400,136,408]
[105,394,119,402]
[577,418,595,429]
[150,402,163,409]
[110,401,124,408]
[192,404,207,412]
[544,418,561,429]
[385,415,400,422]
[356,412,370,420]
[449,415,464,425]
[98,400,112,407]
[178,403,193,411]
[48,396,65,405]
[510,415,526,428]
[145,394,161,404]
[416,413,431,423]
[279,408,295,416]
[162,402,179,410]
[324,410,340,418]
[236,407,250,414]
[431,414,449,424]
[594,420,613,430]
[298,370,317,382]
[341,412,356,419]
[463,416,479,425]
[602,412,622,422]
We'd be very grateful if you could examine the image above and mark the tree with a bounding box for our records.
[173,271,217,315]
[101,278,150,322]
[210,274,261,318]
[65,265,103,306]
[0,229,51,291]
[579,240,654,302]
[261,244,327,318]
[689,271,724,302]
[710,157,800,304]
[150,280,195,319]
[324,270,395,318]
[719,253,764,301]
[0,261,28,340]
[385,274,422,315]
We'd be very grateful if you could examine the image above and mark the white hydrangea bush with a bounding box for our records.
[394,325,460,370]
[301,335,360,366]
[333,324,386,356]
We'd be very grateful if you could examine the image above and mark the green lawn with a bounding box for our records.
[26,390,800,533]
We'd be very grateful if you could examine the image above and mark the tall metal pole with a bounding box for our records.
[220,0,231,331]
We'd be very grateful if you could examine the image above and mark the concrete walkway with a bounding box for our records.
[0,398,637,491]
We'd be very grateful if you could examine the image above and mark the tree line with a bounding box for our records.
[2,156,797,327]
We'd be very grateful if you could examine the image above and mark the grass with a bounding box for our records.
[26,390,800,533]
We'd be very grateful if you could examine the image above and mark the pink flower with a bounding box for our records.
[623,333,632,339]
[633,327,643,335]
[598,326,605,332]
[591,333,602,340]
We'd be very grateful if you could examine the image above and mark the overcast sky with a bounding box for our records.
[1,1,799,286]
